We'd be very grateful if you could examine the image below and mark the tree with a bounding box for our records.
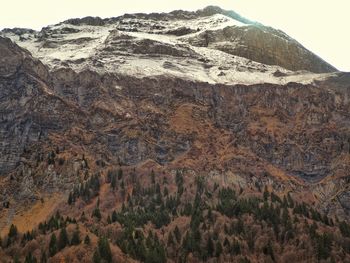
[71,227,80,245]
[207,236,214,257]
[13,255,20,263]
[84,235,91,245]
[8,224,18,239]
[58,227,69,250]
[24,252,37,263]
[316,233,333,260]
[49,233,58,256]
[7,224,18,246]
[174,226,181,243]
[118,168,123,180]
[93,249,101,263]
[111,210,117,223]
[263,240,275,261]
[40,251,47,263]
[215,241,223,257]
[68,192,73,205]
[111,174,117,190]
[231,240,241,255]
[92,207,102,221]
[263,186,269,201]
[167,232,175,247]
[340,221,350,237]
[98,236,112,263]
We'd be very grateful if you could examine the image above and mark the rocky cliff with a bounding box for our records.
[0,6,349,263]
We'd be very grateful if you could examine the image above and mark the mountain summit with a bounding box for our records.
[1,5,337,85]
[0,6,349,263]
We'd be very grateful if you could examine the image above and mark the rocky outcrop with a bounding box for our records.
[185,25,337,73]
[0,37,84,174]
[62,16,105,26]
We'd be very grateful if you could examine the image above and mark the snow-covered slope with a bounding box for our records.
[0,7,337,85]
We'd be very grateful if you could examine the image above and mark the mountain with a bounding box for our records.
[0,6,349,263]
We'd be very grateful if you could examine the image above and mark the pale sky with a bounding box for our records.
[1,0,349,71]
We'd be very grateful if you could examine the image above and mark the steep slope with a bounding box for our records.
[184,24,336,73]
[1,6,337,81]
[0,6,348,263]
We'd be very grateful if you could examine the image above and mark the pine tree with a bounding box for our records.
[7,224,18,246]
[13,255,20,263]
[40,251,47,263]
[8,224,18,239]
[111,174,117,190]
[93,249,101,263]
[223,237,230,248]
[92,207,102,220]
[49,233,58,256]
[24,252,37,263]
[263,186,269,201]
[207,236,214,257]
[316,233,332,260]
[215,241,223,257]
[68,192,73,205]
[263,240,275,261]
[58,227,69,250]
[98,236,112,263]
[111,210,117,223]
[167,232,175,247]
[174,226,181,243]
[117,168,123,180]
[71,227,80,245]
[231,240,241,255]
[84,234,91,245]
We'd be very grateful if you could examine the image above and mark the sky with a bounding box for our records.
[1,0,349,71]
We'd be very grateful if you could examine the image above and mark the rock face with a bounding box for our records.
[1,6,337,77]
[0,6,349,227]
[185,25,336,73]
[0,37,89,174]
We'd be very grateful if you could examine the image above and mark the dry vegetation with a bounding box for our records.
[1,164,350,263]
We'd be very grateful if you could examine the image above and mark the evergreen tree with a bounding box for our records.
[24,252,37,263]
[174,226,181,243]
[98,236,112,263]
[167,232,175,247]
[58,227,69,250]
[117,168,123,180]
[71,227,80,245]
[68,192,73,205]
[207,236,214,257]
[40,251,47,263]
[231,240,241,255]
[263,240,275,261]
[92,207,102,220]
[316,233,333,260]
[111,210,118,223]
[111,174,117,190]
[49,233,58,256]
[84,234,91,245]
[215,241,223,257]
[263,186,269,201]
[7,224,18,246]
[93,249,101,263]
[8,224,18,239]
[13,255,20,263]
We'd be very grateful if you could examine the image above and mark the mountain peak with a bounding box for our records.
[0,5,349,263]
